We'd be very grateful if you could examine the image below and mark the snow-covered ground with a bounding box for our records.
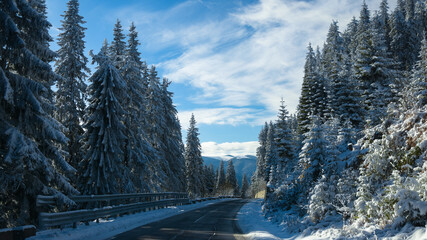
[237,200,427,240]
[29,198,233,240]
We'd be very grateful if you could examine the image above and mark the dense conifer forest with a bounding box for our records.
[251,0,427,230]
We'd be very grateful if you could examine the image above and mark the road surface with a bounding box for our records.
[108,199,247,240]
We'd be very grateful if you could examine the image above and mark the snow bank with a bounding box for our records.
[29,198,233,240]
[238,200,427,240]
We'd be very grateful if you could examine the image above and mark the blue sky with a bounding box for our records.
[45,0,395,156]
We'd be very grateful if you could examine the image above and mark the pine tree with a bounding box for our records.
[240,174,249,198]
[145,65,169,191]
[216,160,226,194]
[390,2,411,70]
[342,17,359,60]
[308,174,335,222]
[368,13,397,125]
[254,122,268,181]
[379,0,391,48]
[265,121,278,187]
[119,25,155,193]
[225,160,239,196]
[411,37,427,107]
[204,164,216,196]
[109,19,126,68]
[274,99,295,180]
[184,114,203,198]
[0,0,77,227]
[353,2,374,121]
[297,44,316,134]
[161,78,186,191]
[298,116,330,200]
[55,0,90,173]
[78,43,126,194]
[311,47,329,121]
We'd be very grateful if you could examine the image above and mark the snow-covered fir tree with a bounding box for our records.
[216,160,226,194]
[160,78,186,191]
[55,0,90,174]
[297,44,316,134]
[184,114,204,198]
[240,174,249,198]
[274,99,295,182]
[0,0,77,227]
[225,160,239,196]
[78,43,126,194]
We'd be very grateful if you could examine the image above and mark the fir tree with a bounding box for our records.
[161,78,186,191]
[240,174,249,198]
[297,44,316,134]
[225,160,239,196]
[119,26,155,193]
[265,121,278,187]
[145,65,169,191]
[79,44,126,194]
[55,0,90,173]
[274,99,295,180]
[411,37,427,107]
[184,114,203,198]
[0,0,77,227]
[109,19,126,68]
[216,160,226,194]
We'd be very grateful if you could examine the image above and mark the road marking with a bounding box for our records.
[169,230,184,240]
[208,225,217,240]
[194,214,207,223]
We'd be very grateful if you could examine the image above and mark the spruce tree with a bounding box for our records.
[109,19,126,68]
[275,99,295,180]
[0,0,77,227]
[240,174,249,198]
[390,2,411,70]
[255,122,268,181]
[297,44,316,134]
[216,160,226,194]
[411,37,427,107]
[265,121,278,190]
[55,0,90,173]
[298,116,331,201]
[145,65,169,191]
[161,78,186,191]
[184,114,203,198]
[79,43,126,194]
[225,160,239,196]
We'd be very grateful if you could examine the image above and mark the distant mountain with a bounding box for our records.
[202,155,257,186]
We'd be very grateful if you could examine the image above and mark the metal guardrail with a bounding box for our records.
[38,198,189,228]
[36,192,188,208]
[36,192,189,229]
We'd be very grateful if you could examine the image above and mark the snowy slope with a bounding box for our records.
[238,200,427,240]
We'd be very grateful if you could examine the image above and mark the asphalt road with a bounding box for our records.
[108,199,247,240]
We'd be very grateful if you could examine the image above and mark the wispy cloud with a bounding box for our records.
[161,0,393,117]
[178,108,273,130]
[114,0,395,128]
[201,141,259,156]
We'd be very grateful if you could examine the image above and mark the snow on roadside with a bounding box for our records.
[29,198,234,240]
[238,200,427,240]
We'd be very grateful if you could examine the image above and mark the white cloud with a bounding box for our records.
[162,0,396,117]
[115,0,396,126]
[178,108,274,130]
[201,141,259,157]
